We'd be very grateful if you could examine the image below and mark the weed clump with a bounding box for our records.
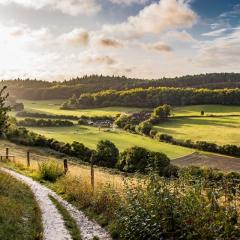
[38,160,64,182]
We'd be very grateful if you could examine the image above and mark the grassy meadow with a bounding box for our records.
[21,99,148,117]
[173,104,240,116]
[11,100,240,157]
[27,125,193,159]
[154,116,240,145]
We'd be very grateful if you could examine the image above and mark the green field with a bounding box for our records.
[27,125,193,159]
[15,101,240,156]
[154,116,240,146]
[21,100,147,117]
[173,105,240,116]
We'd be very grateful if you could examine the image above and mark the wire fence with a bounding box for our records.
[0,146,126,191]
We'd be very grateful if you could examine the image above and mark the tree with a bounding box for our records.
[0,86,10,136]
[136,120,152,135]
[119,147,150,173]
[95,140,119,168]
[149,152,170,176]
[150,104,171,124]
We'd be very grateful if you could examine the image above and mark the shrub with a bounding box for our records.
[114,114,130,128]
[71,141,92,162]
[136,120,152,135]
[38,160,65,182]
[116,174,240,240]
[148,152,170,176]
[150,104,171,124]
[119,147,150,173]
[94,140,119,168]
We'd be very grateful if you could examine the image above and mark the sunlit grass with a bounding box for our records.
[26,125,193,159]
[21,99,148,117]
[173,105,240,116]
[154,116,240,146]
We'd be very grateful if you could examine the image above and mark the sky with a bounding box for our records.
[0,0,239,81]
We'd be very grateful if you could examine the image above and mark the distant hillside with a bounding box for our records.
[1,73,240,100]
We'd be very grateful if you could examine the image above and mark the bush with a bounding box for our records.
[150,104,171,124]
[38,160,65,182]
[119,147,150,173]
[148,152,170,176]
[119,147,171,175]
[136,121,152,135]
[114,114,130,128]
[116,174,240,240]
[94,140,119,168]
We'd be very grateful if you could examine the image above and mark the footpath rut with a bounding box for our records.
[1,168,111,240]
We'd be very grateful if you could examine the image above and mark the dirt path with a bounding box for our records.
[2,168,111,240]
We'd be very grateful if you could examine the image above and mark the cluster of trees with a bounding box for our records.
[114,105,171,135]
[64,87,240,109]
[16,111,79,120]
[149,104,171,124]
[118,146,177,176]
[78,115,115,123]
[17,118,74,127]
[2,73,240,100]
[114,112,150,129]
[152,132,240,158]
[6,126,175,176]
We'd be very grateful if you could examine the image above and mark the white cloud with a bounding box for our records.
[103,0,197,39]
[109,0,149,5]
[202,28,227,37]
[145,41,172,53]
[196,28,240,68]
[0,0,101,16]
[85,55,117,65]
[61,28,89,46]
[164,30,196,42]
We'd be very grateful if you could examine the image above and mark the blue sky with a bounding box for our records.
[0,0,239,80]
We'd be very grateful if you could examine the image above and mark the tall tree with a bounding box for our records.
[0,86,10,136]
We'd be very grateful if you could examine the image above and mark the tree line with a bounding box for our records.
[6,126,176,177]
[17,118,74,127]
[1,73,240,100]
[64,87,240,109]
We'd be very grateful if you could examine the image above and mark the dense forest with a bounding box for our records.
[1,73,240,100]
[63,87,240,108]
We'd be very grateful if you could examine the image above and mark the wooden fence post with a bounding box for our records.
[64,159,68,175]
[27,151,30,167]
[90,154,95,190]
[6,148,9,160]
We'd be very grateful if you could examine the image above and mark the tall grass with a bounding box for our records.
[38,160,64,182]
[0,171,43,240]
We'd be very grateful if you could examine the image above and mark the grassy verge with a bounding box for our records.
[49,195,81,240]
[0,170,43,240]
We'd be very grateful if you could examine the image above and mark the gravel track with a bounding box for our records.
[2,168,111,240]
